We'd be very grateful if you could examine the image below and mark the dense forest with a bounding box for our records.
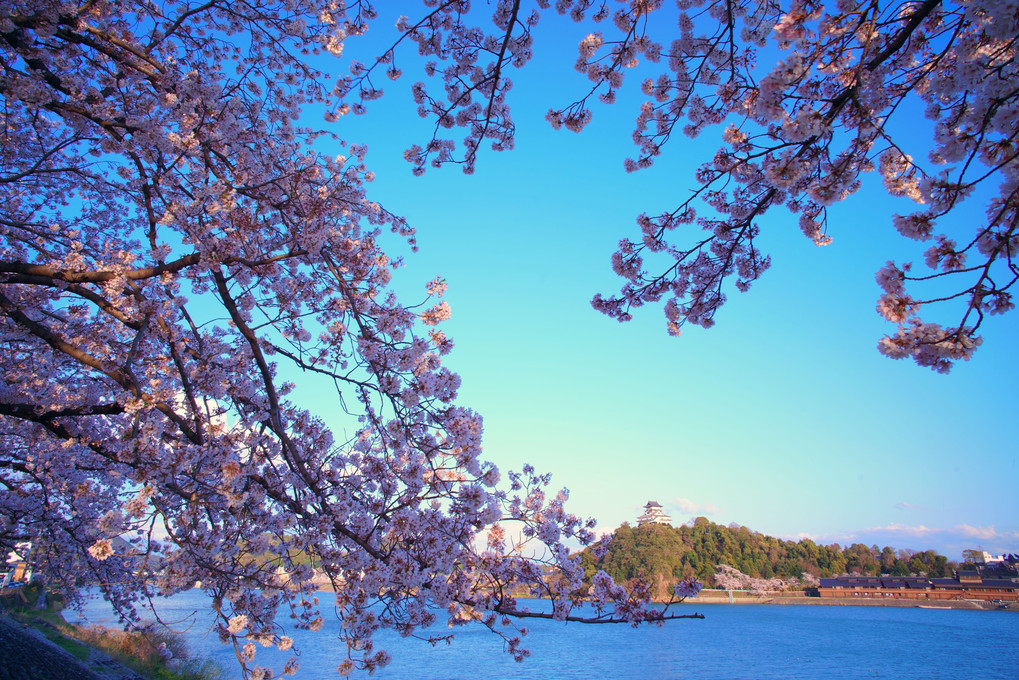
[578,518,952,597]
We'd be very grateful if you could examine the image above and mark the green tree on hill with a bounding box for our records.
[580,519,952,596]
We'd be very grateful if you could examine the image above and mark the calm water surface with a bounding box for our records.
[69,592,1019,679]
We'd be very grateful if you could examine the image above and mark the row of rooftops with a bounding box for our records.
[820,574,1019,591]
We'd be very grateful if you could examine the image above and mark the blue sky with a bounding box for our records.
[302,11,1018,561]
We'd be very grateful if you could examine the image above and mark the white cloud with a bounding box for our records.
[956,524,1003,540]
[667,497,720,516]
[773,531,820,543]
[863,523,1009,541]
[865,522,937,537]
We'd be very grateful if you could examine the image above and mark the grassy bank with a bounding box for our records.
[0,582,221,680]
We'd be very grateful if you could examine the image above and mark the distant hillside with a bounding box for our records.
[578,518,952,597]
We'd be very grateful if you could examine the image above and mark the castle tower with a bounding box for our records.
[637,501,672,526]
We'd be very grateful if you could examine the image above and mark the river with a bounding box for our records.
[67,591,1019,679]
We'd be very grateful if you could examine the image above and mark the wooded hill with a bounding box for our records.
[578,518,952,593]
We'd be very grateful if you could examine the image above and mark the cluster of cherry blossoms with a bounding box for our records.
[0,2,698,678]
[335,0,539,175]
[338,0,1018,372]
[712,565,795,594]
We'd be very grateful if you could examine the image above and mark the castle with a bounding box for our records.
[637,500,672,526]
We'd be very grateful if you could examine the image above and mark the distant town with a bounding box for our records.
[4,502,1016,609]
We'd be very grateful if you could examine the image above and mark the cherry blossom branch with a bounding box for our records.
[492,605,705,624]
[0,254,202,284]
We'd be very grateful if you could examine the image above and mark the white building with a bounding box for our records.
[637,501,672,527]
[2,541,32,587]
[980,551,1006,565]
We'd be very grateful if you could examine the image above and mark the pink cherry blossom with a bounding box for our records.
[0,4,700,677]
[341,0,1018,372]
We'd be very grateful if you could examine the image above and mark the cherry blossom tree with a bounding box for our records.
[337,0,1018,373]
[712,564,790,593]
[0,2,700,678]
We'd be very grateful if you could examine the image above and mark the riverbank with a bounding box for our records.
[0,584,220,680]
[0,610,146,680]
[690,592,1010,610]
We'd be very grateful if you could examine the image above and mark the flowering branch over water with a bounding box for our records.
[338,0,1019,372]
[0,2,701,678]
